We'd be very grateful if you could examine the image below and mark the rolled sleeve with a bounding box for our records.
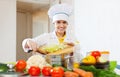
[22,38,33,52]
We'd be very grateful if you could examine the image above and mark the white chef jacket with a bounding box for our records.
[22,31,77,52]
[22,31,83,62]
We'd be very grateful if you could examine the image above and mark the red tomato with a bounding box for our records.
[42,66,52,76]
[51,67,64,77]
[15,60,26,72]
[91,51,101,58]
[28,66,41,76]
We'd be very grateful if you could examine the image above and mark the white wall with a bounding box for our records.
[75,0,120,64]
[0,0,16,62]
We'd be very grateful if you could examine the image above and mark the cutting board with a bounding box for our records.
[37,45,74,55]
[47,46,74,55]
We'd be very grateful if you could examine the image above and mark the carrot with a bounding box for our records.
[73,68,87,77]
[64,71,79,77]
[84,72,94,77]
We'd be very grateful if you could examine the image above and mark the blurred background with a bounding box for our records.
[0,0,120,65]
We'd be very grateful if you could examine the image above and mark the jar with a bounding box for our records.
[64,56,73,70]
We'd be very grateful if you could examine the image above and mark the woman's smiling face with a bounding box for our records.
[54,20,68,34]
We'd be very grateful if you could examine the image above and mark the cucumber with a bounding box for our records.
[0,63,9,73]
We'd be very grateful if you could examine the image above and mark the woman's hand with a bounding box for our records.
[26,40,39,52]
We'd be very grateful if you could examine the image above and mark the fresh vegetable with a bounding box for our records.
[28,66,41,76]
[82,55,96,64]
[109,61,117,71]
[63,67,73,72]
[64,71,79,77]
[41,44,66,53]
[84,72,94,77]
[42,66,52,76]
[52,64,61,67]
[51,67,64,77]
[52,64,72,72]
[73,68,87,77]
[26,55,49,69]
[96,56,107,63]
[0,63,9,73]
[91,51,101,58]
[80,65,120,77]
[15,60,26,72]
[73,62,80,68]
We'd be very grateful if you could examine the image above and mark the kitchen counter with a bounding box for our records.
[0,72,19,77]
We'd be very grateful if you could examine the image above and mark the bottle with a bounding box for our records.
[73,44,81,68]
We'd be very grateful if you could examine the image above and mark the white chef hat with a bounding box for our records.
[48,3,72,23]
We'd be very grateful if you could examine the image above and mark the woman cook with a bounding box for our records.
[22,3,82,62]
